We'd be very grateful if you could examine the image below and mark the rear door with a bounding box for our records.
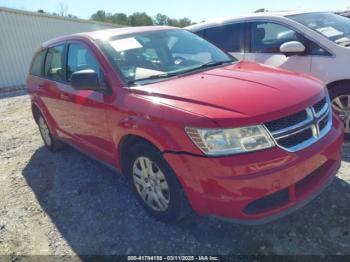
[201,22,245,60]
[244,21,312,74]
[38,44,71,137]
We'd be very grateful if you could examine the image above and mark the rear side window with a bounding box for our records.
[30,50,46,76]
[66,43,101,82]
[45,45,65,81]
[203,23,243,52]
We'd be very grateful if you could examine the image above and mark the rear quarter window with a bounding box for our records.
[30,50,46,76]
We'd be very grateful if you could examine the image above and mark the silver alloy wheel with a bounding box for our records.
[332,95,350,134]
[38,116,52,146]
[132,157,170,212]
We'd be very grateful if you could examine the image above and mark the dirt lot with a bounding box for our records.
[0,93,349,256]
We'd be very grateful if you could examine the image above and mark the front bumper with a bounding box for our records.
[164,116,344,224]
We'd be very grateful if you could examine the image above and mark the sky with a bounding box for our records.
[1,0,350,22]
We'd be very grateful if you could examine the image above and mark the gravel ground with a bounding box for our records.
[0,93,349,256]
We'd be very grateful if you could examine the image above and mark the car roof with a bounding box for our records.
[42,26,177,47]
[186,10,329,31]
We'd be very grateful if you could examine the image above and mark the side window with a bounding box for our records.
[250,22,303,53]
[67,43,101,82]
[203,23,243,52]
[30,50,46,76]
[44,45,65,81]
[305,39,332,56]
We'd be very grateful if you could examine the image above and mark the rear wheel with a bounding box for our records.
[126,143,192,223]
[330,85,350,140]
[37,114,65,151]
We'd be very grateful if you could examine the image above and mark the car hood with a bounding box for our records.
[130,61,326,128]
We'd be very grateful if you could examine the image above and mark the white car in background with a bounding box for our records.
[187,11,350,137]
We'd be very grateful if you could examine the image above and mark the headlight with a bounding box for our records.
[185,125,275,156]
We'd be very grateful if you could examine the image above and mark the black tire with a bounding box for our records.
[329,84,350,140]
[37,114,65,152]
[126,142,192,223]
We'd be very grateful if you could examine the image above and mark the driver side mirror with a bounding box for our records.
[280,41,306,56]
[71,69,101,91]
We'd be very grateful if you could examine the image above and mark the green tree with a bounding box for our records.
[154,13,169,25]
[178,17,192,27]
[37,9,45,13]
[166,17,192,28]
[90,10,195,27]
[254,8,268,13]
[111,13,129,25]
[91,10,109,22]
[128,12,154,26]
[67,14,78,19]
[167,18,180,27]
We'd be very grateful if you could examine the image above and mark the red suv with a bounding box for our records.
[27,26,343,224]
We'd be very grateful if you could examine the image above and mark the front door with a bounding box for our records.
[244,21,312,74]
[61,42,115,164]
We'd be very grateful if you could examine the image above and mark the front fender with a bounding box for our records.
[113,115,183,153]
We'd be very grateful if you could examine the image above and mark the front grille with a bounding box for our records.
[319,115,329,132]
[314,97,327,114]
[265,97,332,152]
[278,128,313,148]
[265,110,307,132]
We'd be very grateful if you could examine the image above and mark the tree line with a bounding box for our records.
[90,10,194,27]
[37,7,271,27]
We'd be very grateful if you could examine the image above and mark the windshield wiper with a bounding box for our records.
[199,60,233,68]
[127,72,181,86]
[127,60,233,86]
[178,60,233,74]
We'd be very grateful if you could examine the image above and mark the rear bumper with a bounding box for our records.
[164,116,344,224]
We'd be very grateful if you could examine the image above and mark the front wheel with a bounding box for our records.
[330,86,350,140]
[127,143,192,223]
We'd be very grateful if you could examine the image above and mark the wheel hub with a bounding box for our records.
[132,157,170,212]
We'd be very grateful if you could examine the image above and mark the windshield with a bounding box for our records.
[97,29,234,85]
[289,12,350,46]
